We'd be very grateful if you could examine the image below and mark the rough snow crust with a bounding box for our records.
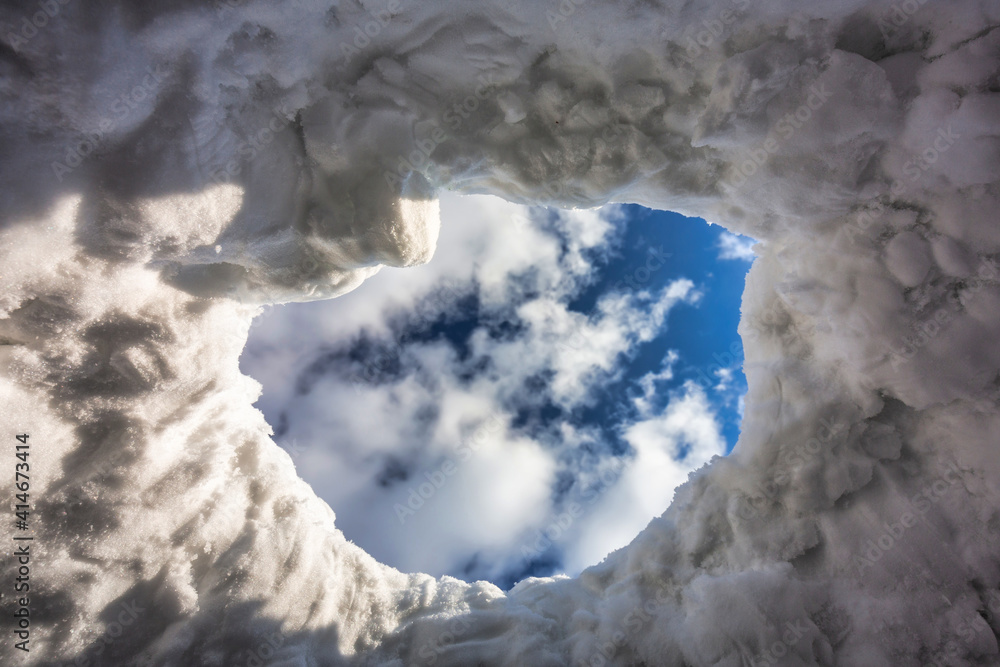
[2,0,1000,665]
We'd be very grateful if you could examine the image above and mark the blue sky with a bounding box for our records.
[561,204,751,455]
[241,194,754,589]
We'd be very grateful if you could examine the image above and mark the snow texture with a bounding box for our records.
[1,0,1000,665]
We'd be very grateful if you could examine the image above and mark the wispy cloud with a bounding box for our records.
[560,379,727,573]
[717,231,757,262]
[242,193,718,583]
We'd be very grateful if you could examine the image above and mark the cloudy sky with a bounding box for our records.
[240,193,754,588]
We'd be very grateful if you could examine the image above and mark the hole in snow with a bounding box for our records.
[240,192,754,589]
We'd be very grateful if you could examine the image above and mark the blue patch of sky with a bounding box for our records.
[479,206,753,587]
[338,205,752,457]
[574,205,752,452]
[403,204,753,454]
[280,201,751,473]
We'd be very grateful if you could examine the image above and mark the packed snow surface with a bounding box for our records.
[2,0,1000,665]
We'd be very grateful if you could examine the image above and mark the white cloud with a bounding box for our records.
[717,231,757,262]
[479,279,697,410]
[634,350,679,415]
[241,193,712,579]
[561,381,727,573]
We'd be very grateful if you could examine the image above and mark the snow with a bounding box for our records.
[1,0,999,664]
